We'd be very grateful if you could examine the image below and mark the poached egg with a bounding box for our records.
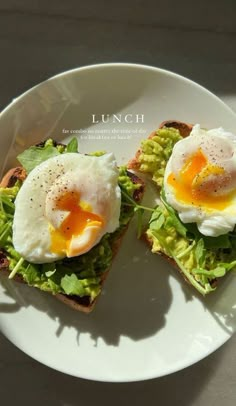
[164,124,236,237]
[13,153,121,263]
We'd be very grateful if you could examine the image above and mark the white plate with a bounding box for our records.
[0,63,236,382]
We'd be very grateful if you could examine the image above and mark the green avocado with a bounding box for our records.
[137,127,182,187]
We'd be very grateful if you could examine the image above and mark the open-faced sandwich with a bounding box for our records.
[0,139,144,312]
[129,120,236,295]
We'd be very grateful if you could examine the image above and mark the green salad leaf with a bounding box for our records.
[17,144,60,173]
[195,238,205,267]
[203,234,231,249]
[160,189,187,238]
[61,273,100,300]
[66,137,78,153]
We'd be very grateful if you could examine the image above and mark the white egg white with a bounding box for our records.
[164,125,236,237]
[13,153,121,263]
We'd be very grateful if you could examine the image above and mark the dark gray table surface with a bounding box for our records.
[0,1,236,405]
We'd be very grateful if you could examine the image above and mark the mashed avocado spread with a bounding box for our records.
[138,127,236,295]
[0,139,142,303]
[137,127,182,186]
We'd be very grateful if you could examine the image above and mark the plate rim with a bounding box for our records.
[1,62,235,121]
[0,62,236,382]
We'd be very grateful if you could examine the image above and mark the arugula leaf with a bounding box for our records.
[0,222,12,247]
[42,263,57,277]
[120,187,154,238]
[190,258,236,280]
[0,194,15,210]
[185,222,201,239]
[135,207,145,239]
[203,234,231,249]
[149,209,165,231]
[23,263,41,285]
[185,223,231,249]
[217,260,236,272]
[66,137,78,153]
[17,145,60,173]
[9,257,25,279]
[195,238,205,267]
[193,266,226,278]
[160,189,187,238]
[61,273,100,299]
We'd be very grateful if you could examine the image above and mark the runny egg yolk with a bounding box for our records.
[167,148,234,210]
[50,192,104,256]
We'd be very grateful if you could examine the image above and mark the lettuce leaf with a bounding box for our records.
[17,138,79,173]
[193,260,236,279]
[195,238,205,267]
[61,273,100,300]
[66,137,78,153]
[160,189,187,238]
[17,145,60,173]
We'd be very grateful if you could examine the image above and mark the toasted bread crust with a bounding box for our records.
[0,158,144,312]
[0,167,27,188]
[0,250,9,270]
[128,120,193,171]
[159,120,193,137]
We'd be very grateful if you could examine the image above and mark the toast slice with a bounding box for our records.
[0,143,144,312]
[128,120,236,295]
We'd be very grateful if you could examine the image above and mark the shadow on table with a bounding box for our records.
[0,325,232,406]
[53,342,231,406]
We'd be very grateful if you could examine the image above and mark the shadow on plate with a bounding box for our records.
[0,210,173,347]
[165,255,236,336]
[0,172,174,346]
[202,274,236,334]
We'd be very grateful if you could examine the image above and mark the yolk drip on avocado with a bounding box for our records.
[167,148,233,210]
[50,192,104,256]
